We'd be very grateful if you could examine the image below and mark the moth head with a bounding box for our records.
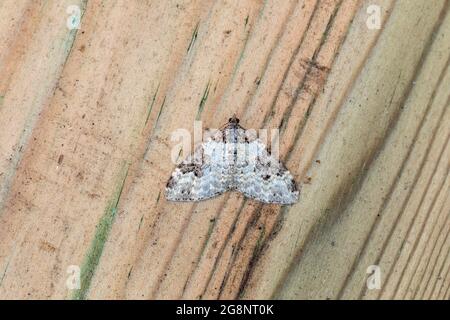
[228,115,239,124]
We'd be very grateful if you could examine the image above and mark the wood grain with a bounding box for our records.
[0,0,448,299]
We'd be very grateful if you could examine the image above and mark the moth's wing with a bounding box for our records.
[165,132,233,201]
[234,139,299,204]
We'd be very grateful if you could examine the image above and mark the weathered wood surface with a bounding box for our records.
[0,0,449,300]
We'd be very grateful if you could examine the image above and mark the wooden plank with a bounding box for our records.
[244,0,450,300]
[0,0,448,300]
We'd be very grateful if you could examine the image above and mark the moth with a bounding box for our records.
[165,116,299,204]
